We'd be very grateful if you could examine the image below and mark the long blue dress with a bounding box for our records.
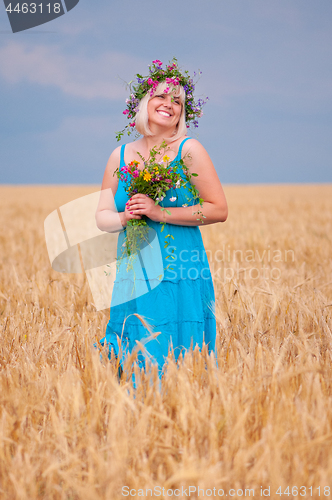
[100,137,216,379]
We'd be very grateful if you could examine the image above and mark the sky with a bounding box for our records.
[0,0,331,184]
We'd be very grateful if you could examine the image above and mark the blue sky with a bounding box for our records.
[0,0,331,184]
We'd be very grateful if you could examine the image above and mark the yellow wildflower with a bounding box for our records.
[143,171,152,181]
[163,155,170,162]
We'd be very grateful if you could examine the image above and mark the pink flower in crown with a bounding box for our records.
[123,110,129,115]
[152,60,163,66]
[149,79,159,96]
[147,78,154,86]
[129,122,135,127]
[166,77,180,87]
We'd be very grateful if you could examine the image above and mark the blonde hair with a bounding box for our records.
[135,81,186,141]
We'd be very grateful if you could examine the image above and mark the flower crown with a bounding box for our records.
[116,57,208,142]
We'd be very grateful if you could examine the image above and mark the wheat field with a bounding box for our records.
[0,184,332,500]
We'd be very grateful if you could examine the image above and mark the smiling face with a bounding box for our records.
[134,81,187,139]
[147,88,183,132]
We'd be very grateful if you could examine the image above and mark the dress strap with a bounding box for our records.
[120,144,126,167]
[177,137,191,159]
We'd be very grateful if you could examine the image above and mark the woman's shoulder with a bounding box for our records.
[181,137,206,156]
[104,145,123,176]
[119,138,144,156]
[108,141,135,165]
[108,144,122,161]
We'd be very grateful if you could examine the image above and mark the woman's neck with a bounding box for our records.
[126,133,185,168]
[142,133,177,151]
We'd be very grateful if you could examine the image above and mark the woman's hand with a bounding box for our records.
[122,197,142,225]
[126,194,162,222]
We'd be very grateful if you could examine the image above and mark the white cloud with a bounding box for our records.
[0,41,144,100]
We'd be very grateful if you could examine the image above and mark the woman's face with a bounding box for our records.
[147,92,182,131]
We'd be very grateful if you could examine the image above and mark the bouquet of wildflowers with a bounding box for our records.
[114,141,204,271]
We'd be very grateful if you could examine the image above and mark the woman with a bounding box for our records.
[96,59,228,381]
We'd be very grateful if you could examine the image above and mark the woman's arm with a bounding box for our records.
[164,139,228,225]
[126,139,228,226]
[95,146,142,232]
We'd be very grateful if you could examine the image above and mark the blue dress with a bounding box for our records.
[100,137,216,379]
